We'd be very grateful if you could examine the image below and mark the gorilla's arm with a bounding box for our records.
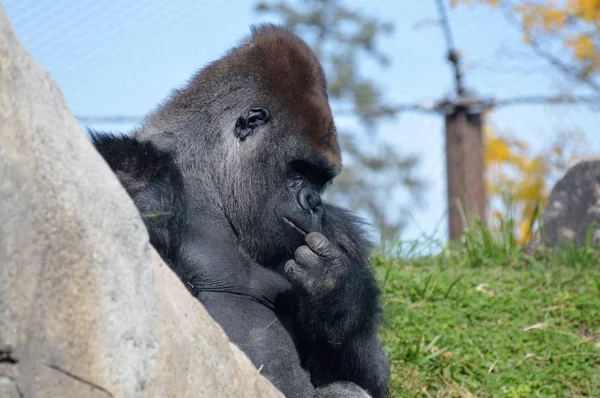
[286,204,389,398]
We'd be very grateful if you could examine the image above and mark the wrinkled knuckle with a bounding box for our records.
[322,245,337,258]
[308,234,331,252]
[318,243,338,260]
[315,239,329,251]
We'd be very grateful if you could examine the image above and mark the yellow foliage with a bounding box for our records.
[451,1,597,243]
[455,0,600,77]
[484,126,587,245]
[565,35,595,60]
[515,3,567,33]
[567,0,600,22]
[449,0,499,7]
[484,134,511,163]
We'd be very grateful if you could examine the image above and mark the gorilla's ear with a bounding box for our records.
[234,107,270,140]
[89,130,184,261]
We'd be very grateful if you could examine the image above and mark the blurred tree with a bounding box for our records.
[255,0,424,242]
[451,0,597,243]
[451,0,600,91]
[485,122,589,244]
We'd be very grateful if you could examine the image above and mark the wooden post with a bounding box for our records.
[442,98,487,240]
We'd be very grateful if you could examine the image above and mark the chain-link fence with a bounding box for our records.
[5,0,600,245]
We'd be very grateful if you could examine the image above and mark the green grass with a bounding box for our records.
[374,226,600,397]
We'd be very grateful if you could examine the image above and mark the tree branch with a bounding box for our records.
[500,5,600,93]
[492,95,600,108]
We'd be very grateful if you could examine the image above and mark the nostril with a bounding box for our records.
[297,187,310,211]
[298,186,322,212]
[307,193,321,210]
[313,202,324,219]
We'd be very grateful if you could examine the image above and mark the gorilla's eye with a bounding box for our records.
[234,107,270,141]
[289,160,334,191]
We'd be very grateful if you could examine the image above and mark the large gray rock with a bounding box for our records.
[0,5,283,397]
[539,160,600,247]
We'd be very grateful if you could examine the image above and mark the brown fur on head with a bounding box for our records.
[147,24,341,174]
[237,25,340,171]
[135,25,342,264]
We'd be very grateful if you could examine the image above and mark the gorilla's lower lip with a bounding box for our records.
[283,217,307,236]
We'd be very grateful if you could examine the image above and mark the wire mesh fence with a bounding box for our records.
[5,0,600,244]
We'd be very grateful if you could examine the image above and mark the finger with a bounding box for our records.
[305,232,335,258]
[284,259,307,285]
[284,259,298,276]
[294,245,321,267]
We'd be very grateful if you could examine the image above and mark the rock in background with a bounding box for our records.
[0,5,282,398]
[538,160,600,248]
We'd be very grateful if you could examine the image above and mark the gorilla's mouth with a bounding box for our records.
[283,217,307,237]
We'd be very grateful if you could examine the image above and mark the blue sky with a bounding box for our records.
[4,0,599,243]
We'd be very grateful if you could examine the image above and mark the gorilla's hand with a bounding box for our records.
[284,231,367,345]
[283,231,387,398]
[284,232,345,297]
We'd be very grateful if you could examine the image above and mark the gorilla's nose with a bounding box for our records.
[298,186,322,213]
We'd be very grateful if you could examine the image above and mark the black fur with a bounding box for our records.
[90,131,185,267]
[91,24,389,398]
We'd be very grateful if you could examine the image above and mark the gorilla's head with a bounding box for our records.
[135,24,341,266]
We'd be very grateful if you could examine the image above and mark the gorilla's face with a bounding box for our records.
[253,155,333,267]
[190,29,342,267]
[277,158,329,239]
[221,101,339,267]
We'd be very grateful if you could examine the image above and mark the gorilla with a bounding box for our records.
[91,24,389,398]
